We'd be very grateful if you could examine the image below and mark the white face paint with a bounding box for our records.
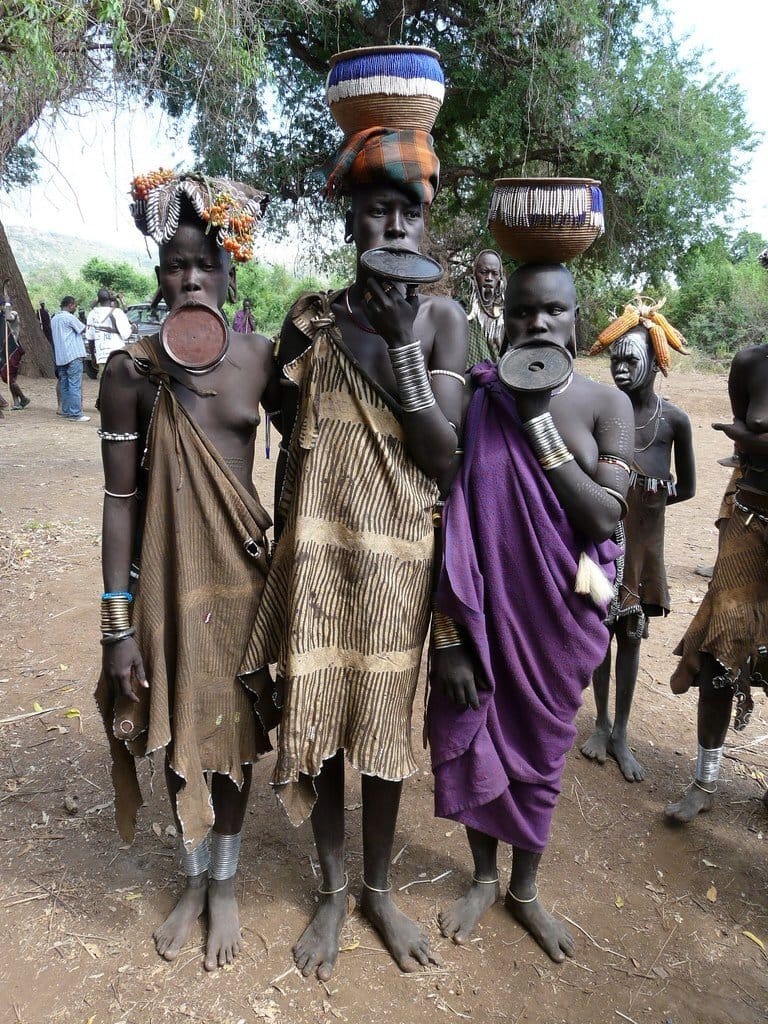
[610,327,655,392]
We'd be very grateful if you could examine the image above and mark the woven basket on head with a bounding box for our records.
[488,178,604,263]
[326,45,444,134]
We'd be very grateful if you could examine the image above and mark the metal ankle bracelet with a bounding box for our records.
[696,744,723,785]
[209,831,241,880]
[180,834,210,877]
[472,874,499,885]
[506,884,538,904]
[361,876,392,894]
[317,872,349,896]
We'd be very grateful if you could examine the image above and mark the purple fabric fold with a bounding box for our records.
[427,361,619,852]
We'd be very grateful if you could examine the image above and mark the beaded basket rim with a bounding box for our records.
[493,177,601,187]
[330,45,442,68]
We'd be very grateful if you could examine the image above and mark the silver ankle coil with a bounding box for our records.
[696,744,723,784]
[209,831,242,880]
[180,834,210,876]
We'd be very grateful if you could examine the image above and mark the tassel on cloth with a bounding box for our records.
[575,552,615,607]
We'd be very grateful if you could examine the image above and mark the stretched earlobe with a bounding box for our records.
[345,232,354,244]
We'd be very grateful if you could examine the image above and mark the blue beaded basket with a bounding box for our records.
[326,45,444,134]
[488,178,604,263]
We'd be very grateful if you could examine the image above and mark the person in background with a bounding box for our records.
[232,297,255,334]
[50,296,89,422]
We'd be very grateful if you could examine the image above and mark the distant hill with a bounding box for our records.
[6,225,154,276]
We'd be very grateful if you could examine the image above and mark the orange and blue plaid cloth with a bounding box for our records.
[324,127,440,205]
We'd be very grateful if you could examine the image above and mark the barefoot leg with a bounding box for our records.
[204,767,252,971]
[439,827,499,944]
[505,848,574,963]
[665,659,731,824]
[581,639,613,764]
[154,760,208,961]
[153,872,208,961]
[608,624,645,782]
[360,774,437,972]
[293,752,349,982]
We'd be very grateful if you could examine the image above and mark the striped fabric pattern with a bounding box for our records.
[324,127,440,204]
[240,291,439,826]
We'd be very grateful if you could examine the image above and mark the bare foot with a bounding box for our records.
[608,735,646,782]
[439,877,499,944]
[293,891,349,982]
[361,889,439,972]
[204,878,242,971]
[153,874,208,961]
[581,725,611,764]
[505,890,575,963]
[664,784,714,824]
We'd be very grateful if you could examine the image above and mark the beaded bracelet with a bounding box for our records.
[102,591,133,602]
[97,429,139,442]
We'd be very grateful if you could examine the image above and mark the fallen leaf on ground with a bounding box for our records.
[742,930,767,956]
[339,938,360,952]
[615,895,625,909]
[122,892,141,901]
[706,884,717,902]
[702,859,718,869]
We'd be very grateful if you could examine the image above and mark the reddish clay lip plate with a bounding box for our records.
[160,303,229,372]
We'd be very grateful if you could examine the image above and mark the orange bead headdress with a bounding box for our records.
[130,170,268,263]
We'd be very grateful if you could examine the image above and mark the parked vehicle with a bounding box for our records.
[125,302,168,340]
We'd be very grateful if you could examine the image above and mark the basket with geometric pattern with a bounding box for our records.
[326,45,445,134]
[488,178,604,263]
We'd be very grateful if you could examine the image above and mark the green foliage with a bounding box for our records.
[81,256,155,299]
[24,259,155,311]
[665,231,768,357]
[183,0,755,289]
[224,262,327,336]
[1,144,38,192]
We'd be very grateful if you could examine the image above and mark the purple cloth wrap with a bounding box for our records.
[427,361,619,853]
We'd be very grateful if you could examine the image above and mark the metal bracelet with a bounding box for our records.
[100,627,136,646]
[523,412,574,470]
[696,744,723,784]
[101,595,132,633]
[433,608,462,649]
[209,831,242,880]
[103,488,138,499]
[389,341,436,413]
[602,485,629,518]
[180,834,210,876]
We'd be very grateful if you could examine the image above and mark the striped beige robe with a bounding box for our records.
[240,292,439,825]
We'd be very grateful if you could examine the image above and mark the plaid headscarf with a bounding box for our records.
[324,128,440,205]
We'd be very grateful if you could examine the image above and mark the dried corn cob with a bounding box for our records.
[589,305,640,354]
[650,310,689,353]
[648,322,670,376]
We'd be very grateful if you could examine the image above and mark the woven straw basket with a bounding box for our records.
[327,46,444,134]
[488,178,604,263]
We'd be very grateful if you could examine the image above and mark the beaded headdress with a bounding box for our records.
[130,170,268,263]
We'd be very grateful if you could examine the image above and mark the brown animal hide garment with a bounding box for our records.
[671,485,768,728]
[239,292,439,826]
[95,343,272,850]
[616,475,672,636]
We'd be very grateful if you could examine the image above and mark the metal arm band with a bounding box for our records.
[598,454,631,475]
[104,488,138,499]
[602,485,629,518]
[433,608,463,649]
[389,340,436,414]
[522,412,575,471]
[429,369,466,385]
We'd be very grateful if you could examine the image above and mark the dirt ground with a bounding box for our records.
[1,364,767,1024]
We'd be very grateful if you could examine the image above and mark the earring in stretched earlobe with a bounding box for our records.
[345,232,354,244]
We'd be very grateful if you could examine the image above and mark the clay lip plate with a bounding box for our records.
[498,341,573,394]
[160,303,229,371]
[360,246,444,284]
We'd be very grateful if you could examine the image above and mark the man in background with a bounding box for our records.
[51,296,89,422]
[85,288,132,376]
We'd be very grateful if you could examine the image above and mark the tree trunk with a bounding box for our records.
[0,218,53,377]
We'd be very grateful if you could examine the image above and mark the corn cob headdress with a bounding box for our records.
[588,296,689,377]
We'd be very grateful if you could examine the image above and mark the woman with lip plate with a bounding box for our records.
[94,171,275,972]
